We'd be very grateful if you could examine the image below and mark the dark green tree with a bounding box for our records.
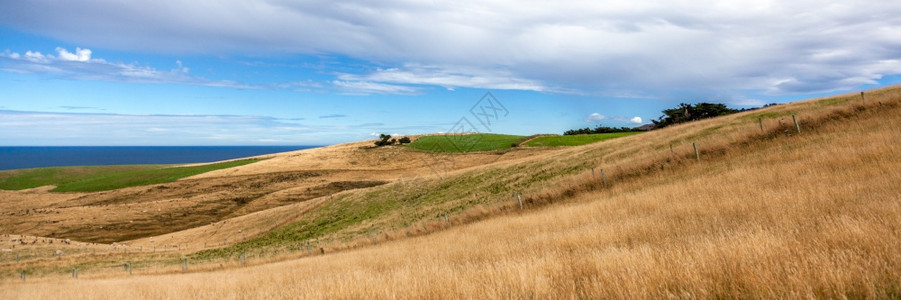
[374,134,395,147]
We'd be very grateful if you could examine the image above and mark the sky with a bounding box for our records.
[1,0,900,146]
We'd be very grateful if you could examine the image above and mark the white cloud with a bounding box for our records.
[23,51,49,63]
[332,80,420,95]
[1,1,900,96]
[587,113,645,124]
[56,47,92,62]
[0,47,255,89]
[586,113,607,123]
[338,64,560,93]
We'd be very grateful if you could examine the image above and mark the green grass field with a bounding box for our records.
[409,134,526,152]
[524,132,643,147]
[0,159,263,192]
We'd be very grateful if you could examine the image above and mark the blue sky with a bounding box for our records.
[1,1,900,146]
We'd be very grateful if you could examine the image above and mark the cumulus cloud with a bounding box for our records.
[56,47,91,62]
[586,113,607,123]
[630,116,643,124]
[23,51,49,63]
[1,1,900,96]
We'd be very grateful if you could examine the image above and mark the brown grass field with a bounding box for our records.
[2,86,901,298]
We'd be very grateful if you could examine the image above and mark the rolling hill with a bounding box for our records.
[3,85,901,298]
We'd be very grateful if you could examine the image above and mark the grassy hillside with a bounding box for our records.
[524,132,642,147]
[7,87,900,298]
[0,159,263,192]
[408,133,526,152]
[4,86,901,298]
[193,87,901,260]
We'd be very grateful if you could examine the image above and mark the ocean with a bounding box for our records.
[0,146,320,171]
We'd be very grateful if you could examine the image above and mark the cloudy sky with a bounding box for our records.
[1,0,899,145]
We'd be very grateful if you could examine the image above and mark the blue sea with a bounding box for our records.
[0,146,320,171]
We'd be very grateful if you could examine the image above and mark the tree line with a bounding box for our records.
[563,126,640,135]
[374,134,411,147]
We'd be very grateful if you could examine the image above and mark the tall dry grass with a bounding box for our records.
[4,88,901,298]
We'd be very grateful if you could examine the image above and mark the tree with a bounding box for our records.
[374,134,395,147]
[398,136,412,144]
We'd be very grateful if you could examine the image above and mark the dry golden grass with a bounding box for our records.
[4,87,900,298]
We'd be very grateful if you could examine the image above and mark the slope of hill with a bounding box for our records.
[3,86,901,298]
[0,134,555,245]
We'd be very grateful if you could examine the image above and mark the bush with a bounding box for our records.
[374,134,396,147]
[398,137,411,144]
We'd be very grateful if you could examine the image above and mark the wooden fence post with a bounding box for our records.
[601,169,608,186]
[693,142,700,162]
[182,259,188,272]
[861,91,866,102]
[72,267,78,279]
[20,270,25,282]
[792,115,801,134]
[517,192,523,209]
[759,117,764,131]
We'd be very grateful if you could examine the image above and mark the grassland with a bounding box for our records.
[0,159,263,192]
[524,132,642,147]
[408,133,526,152]
[3,86,901,298]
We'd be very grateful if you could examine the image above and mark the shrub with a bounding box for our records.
[374,134,396,147]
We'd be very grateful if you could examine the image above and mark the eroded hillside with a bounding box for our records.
[0,138,552,244]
